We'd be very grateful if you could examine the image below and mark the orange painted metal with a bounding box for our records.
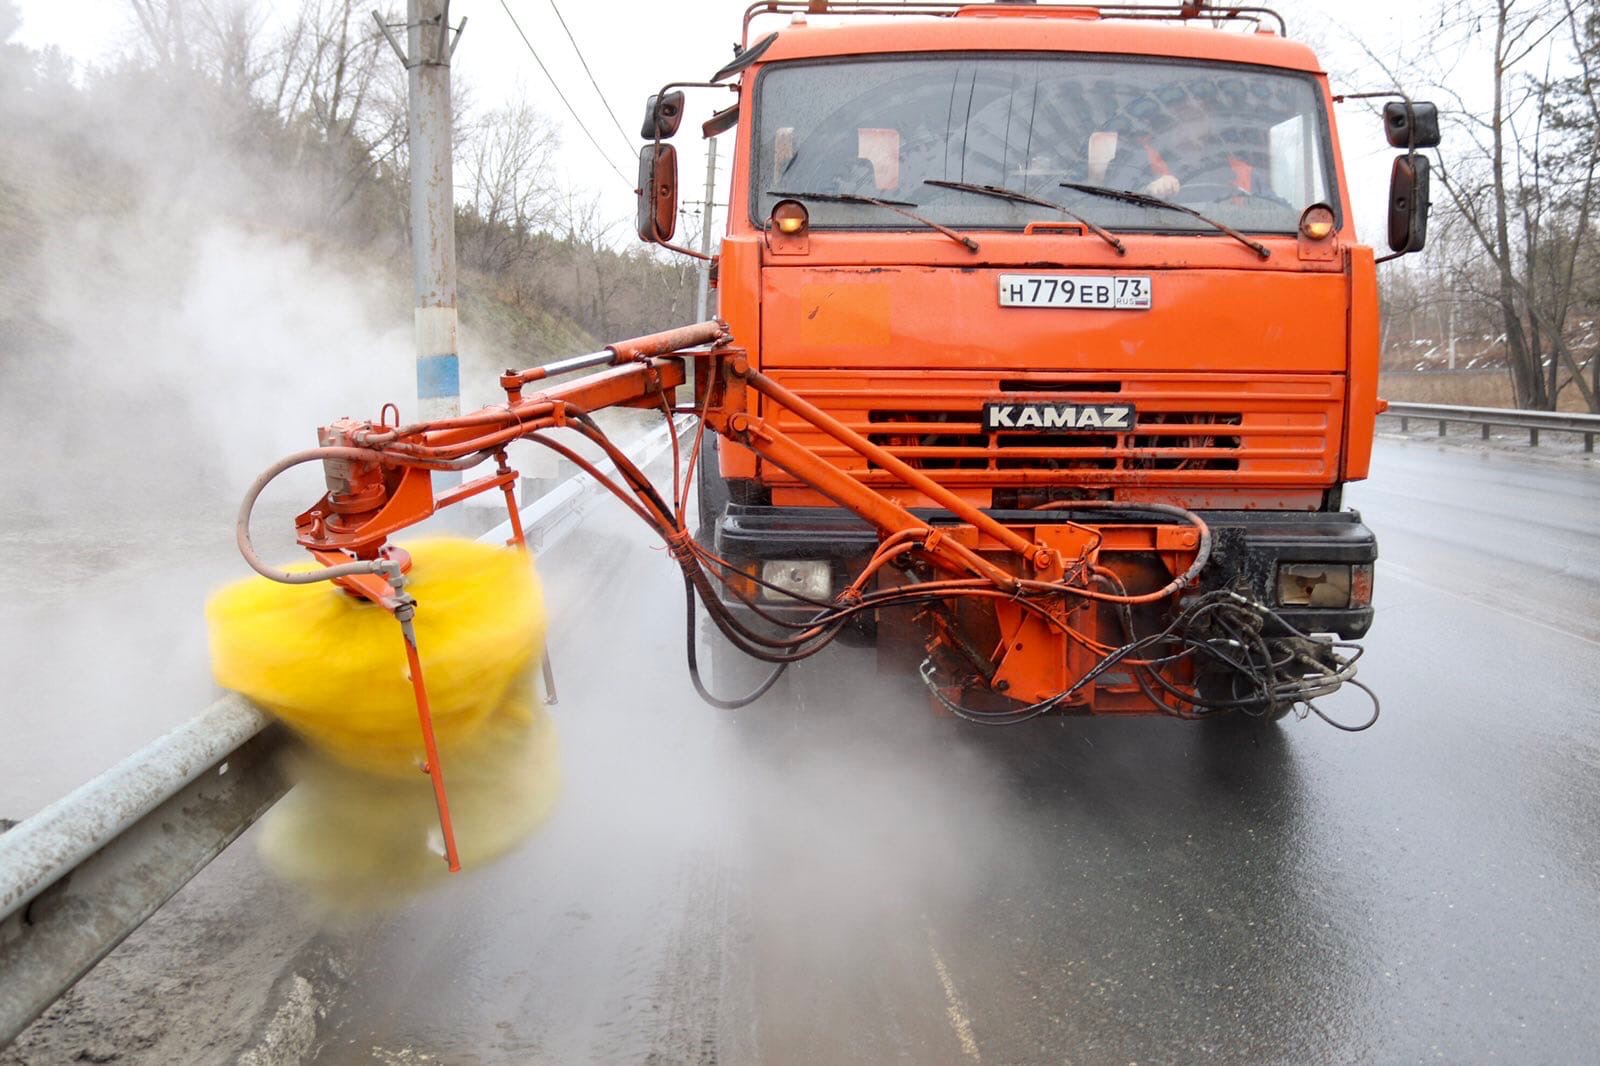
[714,238,764,357]
[265,322,1217,880]
[760,266,1348,373]
[433,468,520,511]
[755,369,1341,508]
[1342,246,1381,480]
[711,236,763,482]
[400,617,460,873]
[609,322,729,363]
[253,7,1392,877]
[712,399,1029,588]
[495,453,528,550]
[706,9,1379,516]
[751,15,1324,74]
[753,231,1344,273]
[306,547,411,609]
[740,368,1046,566]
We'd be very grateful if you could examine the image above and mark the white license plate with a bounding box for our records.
[998,274,1152,310]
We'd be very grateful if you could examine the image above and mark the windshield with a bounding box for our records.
[752,54,1338,235]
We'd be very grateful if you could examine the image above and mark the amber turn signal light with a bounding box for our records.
[772,199,809,235]
[1299,203,1336,241]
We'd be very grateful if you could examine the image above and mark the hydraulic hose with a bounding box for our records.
[235,445,491,589]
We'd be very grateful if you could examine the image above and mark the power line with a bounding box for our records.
[543,0,636,155]
[496,0,633,189]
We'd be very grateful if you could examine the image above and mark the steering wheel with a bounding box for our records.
[1172,181,1288,208]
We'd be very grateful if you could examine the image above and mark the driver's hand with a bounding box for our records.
[1143,174,1180,199]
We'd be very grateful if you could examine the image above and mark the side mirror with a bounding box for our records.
[1382,100,1440,149]
[1387,153,1430,254]
[636,144,678,243]
[640,91,685,140]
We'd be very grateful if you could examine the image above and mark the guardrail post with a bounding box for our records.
[1400,416,1409,433]
[1482,423,1491,440]
[1438,419,1448,437]
[1530,427,1539,446]
[1586,433,1594,453]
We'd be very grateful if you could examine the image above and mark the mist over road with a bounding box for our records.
[299,439,1600,1064]
[5,439,1596,1062]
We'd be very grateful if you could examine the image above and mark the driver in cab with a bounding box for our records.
[1084,83,1274,203]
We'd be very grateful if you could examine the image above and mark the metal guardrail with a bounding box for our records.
[1381,401,1600,452]
[0,416,692,1045]
[0,699,288,1043]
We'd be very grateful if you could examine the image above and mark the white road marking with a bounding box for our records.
[928,933,983,1063]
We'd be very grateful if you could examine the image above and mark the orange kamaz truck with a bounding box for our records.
[630,2,1437,722]
[227,3,1442,878]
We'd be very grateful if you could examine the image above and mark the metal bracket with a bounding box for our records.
[372,10,408,66]
[370,7,467,69]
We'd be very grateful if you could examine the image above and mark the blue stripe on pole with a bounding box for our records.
[417,353,459,400]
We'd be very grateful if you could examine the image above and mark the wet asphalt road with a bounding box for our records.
[295,439,1600,1064]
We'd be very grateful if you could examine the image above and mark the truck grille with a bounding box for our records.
[865,409,1244,472]
[762,371,1342,492]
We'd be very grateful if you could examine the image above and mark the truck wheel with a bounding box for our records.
[695,432,731,542]
[1200,704,1292,730]
[1196,671,1292,725]
[700,614,789,704]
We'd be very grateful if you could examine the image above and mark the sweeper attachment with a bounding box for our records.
[219,321,1375,872]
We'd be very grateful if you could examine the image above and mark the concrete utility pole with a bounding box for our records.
[695,138,718,322]
[375,0,465,423]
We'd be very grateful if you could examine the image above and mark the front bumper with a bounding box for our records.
[712,504,1377,639]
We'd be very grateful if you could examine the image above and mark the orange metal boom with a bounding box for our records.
[237,321,1363,869]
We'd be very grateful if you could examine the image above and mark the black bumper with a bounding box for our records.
[712,504,1377,638]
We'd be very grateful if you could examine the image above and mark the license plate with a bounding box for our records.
[997,274,1152,310]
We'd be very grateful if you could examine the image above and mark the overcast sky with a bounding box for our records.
[12,0,1464,246]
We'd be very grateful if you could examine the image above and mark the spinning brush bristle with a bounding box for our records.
[206,538,545,776]
[206,538,557,904]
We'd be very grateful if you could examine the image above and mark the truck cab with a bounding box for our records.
[637,2,1436,709]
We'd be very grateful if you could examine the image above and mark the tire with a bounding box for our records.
[695,432,731,543]
[1196,669,1293,724]
[1200,708,1288,730]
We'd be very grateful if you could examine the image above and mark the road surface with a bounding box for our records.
[5,438,1598,1063]
[297,439,1600,1064]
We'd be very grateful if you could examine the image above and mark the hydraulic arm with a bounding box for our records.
[237,321,1373,870]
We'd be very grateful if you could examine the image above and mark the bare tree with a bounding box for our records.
[459,101,559,274]
[1357,0,1598,411]
[269,0,402,227]
[129,0,266,95]
[96,0,701,356]
[554,189,628,339]
[128,0,194,69]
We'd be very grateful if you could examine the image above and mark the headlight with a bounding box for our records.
[1276,563,1372,608]
[761,559,832,601]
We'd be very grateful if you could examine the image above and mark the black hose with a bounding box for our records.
[682,572,788,709]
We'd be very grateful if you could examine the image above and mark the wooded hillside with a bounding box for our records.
[0,0,700,377]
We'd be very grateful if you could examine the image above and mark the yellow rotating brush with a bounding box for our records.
[206,537,559,905]
[258,680,560,908]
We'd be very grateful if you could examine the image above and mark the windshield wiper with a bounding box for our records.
[923,180,1125,256]
[1058,181,1271,260]
[768,189,979,252]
